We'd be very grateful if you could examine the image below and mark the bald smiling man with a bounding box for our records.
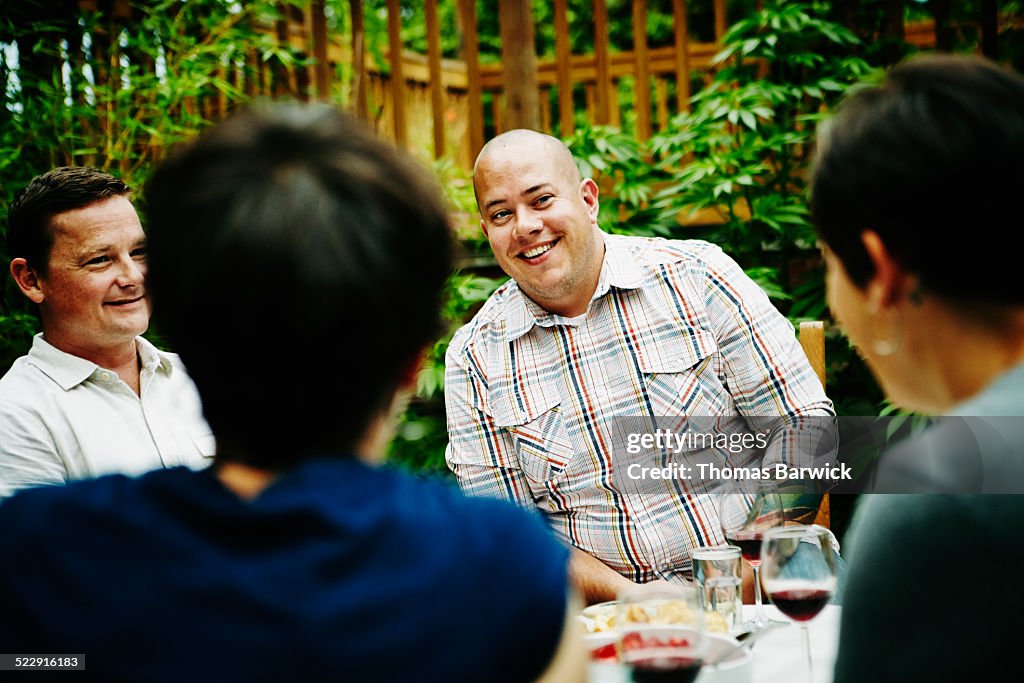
[445,130,836,603]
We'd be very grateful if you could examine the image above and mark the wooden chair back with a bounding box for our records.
[798,321,831,529]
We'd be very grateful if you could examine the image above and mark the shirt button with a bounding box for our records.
[99,372,112,383]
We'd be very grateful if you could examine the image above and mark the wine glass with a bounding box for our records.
[760,525,839,683]
[717,480,786,629]
[617,584,707,683]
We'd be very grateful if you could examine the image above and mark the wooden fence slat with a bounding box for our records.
[386,0,408,147]
[609,80,621,128]
[585,83,596,126]
[714,0,728,41]
[499,0,540,130]
[491,92,504,135]
[311,1,330,100]
[540,87,551,133]
[593,0,612,125]
[655,77,669,131]
[458,0,484,159]
[350,0,368,117]
[632,0,651,139]
[554,0,574,137]
[673,0,691,113]
[425,0,446,157]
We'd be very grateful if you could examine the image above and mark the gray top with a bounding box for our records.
[834,363,1024,682]
[868,363,1024,493]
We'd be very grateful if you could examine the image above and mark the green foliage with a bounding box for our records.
[651,1,875,261]
[564,125,667,237]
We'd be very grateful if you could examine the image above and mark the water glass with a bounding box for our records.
[691,545,743,633]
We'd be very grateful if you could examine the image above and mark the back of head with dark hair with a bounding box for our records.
[144,103,454,467]
[810,54,1024,304]
[6,166,131,273]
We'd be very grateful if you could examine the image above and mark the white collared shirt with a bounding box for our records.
[0,334,214,498]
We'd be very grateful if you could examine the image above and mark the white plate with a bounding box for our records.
[579,601,619,634]
[579,599,730,634]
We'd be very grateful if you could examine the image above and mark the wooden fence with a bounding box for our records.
[29,1,947,170]
[264,1,941,168]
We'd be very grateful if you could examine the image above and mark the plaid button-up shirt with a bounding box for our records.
[445,235,834,581]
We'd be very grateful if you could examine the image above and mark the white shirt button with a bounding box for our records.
[99,372,113,383]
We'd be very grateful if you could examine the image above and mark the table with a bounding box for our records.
[587,604,841,683]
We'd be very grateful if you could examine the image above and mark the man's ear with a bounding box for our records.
[579,178,600,222]
[861,230,912,308]
[10,258,45,304]
[480,218,489,239]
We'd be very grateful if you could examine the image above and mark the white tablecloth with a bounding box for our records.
[747,604,840,683]
[587,604,841,683]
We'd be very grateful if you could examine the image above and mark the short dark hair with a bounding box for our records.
[144,103,454,467]
[810,54,1024,304]
[6,167,131,273]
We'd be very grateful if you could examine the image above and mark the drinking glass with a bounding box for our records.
[717,480,785,628]
[760,525,839,683]
[617,584,707,683]
[691,545,743,634]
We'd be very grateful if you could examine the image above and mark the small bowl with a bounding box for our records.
[583,630,752,683]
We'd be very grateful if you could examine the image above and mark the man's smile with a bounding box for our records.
[518,238,560,262]
[104,295,145,307]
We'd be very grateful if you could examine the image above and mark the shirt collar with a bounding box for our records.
[600,234,647,291]
[504,234,646,343]
[26,333,173,391]
[135,336,175,376]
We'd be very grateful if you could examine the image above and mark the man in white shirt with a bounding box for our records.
[0,167,212,498]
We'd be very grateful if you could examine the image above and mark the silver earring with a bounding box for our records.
[866,303,902,357]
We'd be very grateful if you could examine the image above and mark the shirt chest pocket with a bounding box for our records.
[636,334,728,420]
[488,382,577,488]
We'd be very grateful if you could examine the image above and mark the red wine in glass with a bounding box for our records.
[724,530,764,564]
[629,657,703,683]
[761,526,841,683]
[768,588,832,622]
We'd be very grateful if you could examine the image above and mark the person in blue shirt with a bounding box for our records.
[0,103,584,683]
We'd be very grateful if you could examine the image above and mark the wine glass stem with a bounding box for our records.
[752,564,765,621]
[802,624,814,683]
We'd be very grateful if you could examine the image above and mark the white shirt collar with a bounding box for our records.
[504,233,646,342]
[26,333,174,391]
